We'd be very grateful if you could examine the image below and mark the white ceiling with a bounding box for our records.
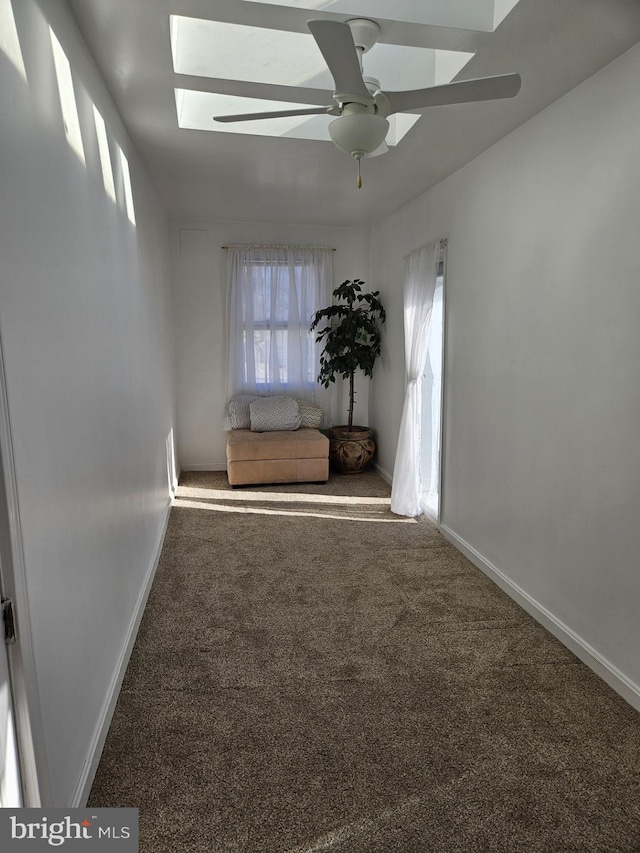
[66,0,640,228]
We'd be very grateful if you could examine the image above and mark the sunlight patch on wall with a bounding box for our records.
[117,147,136,225]
[49,27,85,165]
[175,89,419,146]
[92,106,116,202]
[170,16,473,93]
[0,0,27,82]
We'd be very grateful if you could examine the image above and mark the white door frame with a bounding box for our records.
[0,324,47,806]
[420,252,447,525]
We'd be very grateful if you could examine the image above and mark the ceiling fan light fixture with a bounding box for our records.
[328,113,389,159]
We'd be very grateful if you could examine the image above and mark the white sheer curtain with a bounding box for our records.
[226,245,333,416]
[390,240,442,517]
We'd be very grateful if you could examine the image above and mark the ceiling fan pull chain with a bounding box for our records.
[357,157,363,190]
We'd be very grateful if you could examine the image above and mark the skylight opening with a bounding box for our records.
[493,0,522,29]
[92,105,116,202]
[0,0,27,82]
[175,89,420,147]
[388,113,420,146]
[170,12,478,146]
[434,50,475,86]
[170,15,474,93]
[117,147,136,225]
[171,16,330,89]
[176,90,328,138]
[235,0,502,32]
[49,27,85,165]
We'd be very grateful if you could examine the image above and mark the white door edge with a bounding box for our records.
[0,322,47,806]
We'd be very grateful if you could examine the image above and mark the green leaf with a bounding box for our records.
[311,279,386,410]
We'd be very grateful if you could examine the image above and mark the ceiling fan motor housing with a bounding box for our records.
[346,19,381,54]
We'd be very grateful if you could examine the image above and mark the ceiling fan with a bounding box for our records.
[213,18,521,187]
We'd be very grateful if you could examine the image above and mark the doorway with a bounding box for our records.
[0,327,40,806]
[0,594,21,806]
[420,260,444,521]
[0,456,23,806]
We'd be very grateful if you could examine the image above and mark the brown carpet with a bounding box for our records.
[89,470,640,852]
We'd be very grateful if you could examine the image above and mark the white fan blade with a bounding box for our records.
[307,19,372,104]
[214,105,335,123]
[385,73,522,114]
[364,140,388,159]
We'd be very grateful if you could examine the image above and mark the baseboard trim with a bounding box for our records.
[71,499,172,807]
[439,523,640,713]
[180,463,227,472]
[173,462,182,491]
[420,503,438,525]
[373,462,392,485]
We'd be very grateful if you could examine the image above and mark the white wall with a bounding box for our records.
[171,220,370,468]
[0,0,176,804]
[369,42,640,702]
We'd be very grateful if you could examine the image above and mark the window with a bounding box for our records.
[226,245,333,412]
[242,261,315,387]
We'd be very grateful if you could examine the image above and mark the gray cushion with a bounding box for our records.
[249,396,302,432]
[228,394,262,429]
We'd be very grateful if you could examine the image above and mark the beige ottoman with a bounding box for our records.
[226,428,329,486]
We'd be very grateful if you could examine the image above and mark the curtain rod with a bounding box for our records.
[221,244,336,251]
[403,238,448,259]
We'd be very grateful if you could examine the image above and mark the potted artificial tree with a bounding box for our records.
[311,279,386,473]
